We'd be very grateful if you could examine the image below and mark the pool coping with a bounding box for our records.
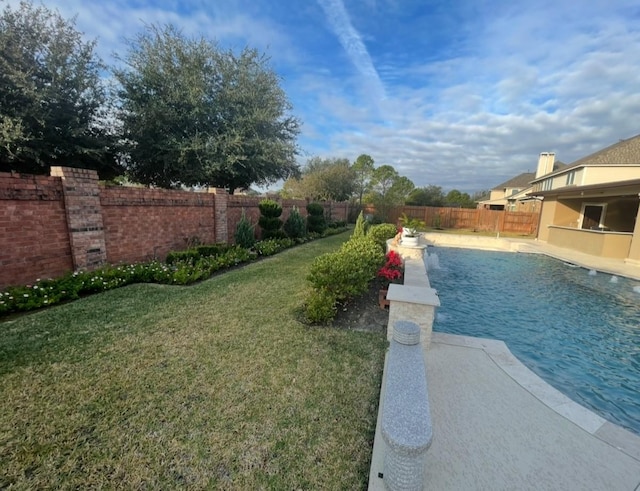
[432,331,640,462]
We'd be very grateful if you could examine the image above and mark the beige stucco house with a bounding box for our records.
[529,134,640,263]
[478,153,564,212]
[478,171,536,211]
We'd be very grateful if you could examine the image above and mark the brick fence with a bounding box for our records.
[0,167,349,289]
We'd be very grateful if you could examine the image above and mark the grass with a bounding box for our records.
[0,234,387,490]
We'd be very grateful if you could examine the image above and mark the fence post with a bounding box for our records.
[210,188,229,244]
[499,211,507,233]
[50,166,107,270]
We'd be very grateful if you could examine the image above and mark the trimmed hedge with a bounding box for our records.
[259,199,284,239]
[306,202,327,234]
[368,223,399,251]
[305,236,384,323]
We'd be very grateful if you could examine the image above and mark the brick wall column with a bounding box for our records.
[210,188,229,244]
[51,166,107,270]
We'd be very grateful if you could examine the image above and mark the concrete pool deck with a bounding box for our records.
[368,237,640,490]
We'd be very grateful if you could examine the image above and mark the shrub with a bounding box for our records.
[368,223,398,251]
[307,237,384,302]
[327,220,347,229]
[284,206,306,239]
[306,202,324,216]
[235,209,256,249]
[165,243,230,265]
[258,199,284,239]
[304,289,337,324]
[352,210,368,238]
[254,238,294,256]
[258,199,283,218]
[306,202,326,234]
[340,236,385,275]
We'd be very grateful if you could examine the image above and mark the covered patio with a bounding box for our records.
[532,178,640,263]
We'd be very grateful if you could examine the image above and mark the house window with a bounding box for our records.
[566,171,576,185]
[542,179,552,191]
[580,203,607,230]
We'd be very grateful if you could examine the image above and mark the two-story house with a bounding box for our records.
[478,153,564,212]
[528,134,640,263]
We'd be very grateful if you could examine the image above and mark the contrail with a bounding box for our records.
[317,0,386,101]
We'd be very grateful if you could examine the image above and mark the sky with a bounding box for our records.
[5,0,640,193]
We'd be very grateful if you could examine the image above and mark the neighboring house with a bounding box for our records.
[478,153,564,212]
[528,134,640,263]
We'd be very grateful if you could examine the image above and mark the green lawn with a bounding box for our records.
[0,234,387,489]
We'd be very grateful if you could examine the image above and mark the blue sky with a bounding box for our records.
[9,0,640,192]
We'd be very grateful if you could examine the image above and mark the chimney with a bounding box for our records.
[536,152,555,178]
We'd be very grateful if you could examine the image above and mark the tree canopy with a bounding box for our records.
[0,1,121,177]
[406,185,445,206]
[114,24,300,191]
[366,165,414,220]
[445,189,477,208]
[352,154,374,206]
[281,156,355,201]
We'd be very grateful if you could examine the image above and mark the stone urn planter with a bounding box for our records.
[401,234,419,247]
[399,213,425,247]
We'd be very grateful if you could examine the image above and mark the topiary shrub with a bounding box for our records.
[306,202,326,234]
[368,223,399,251]
[235,209,256,249]
[284,206,307,239]
[352,210,368,238]
[258,199,284,239]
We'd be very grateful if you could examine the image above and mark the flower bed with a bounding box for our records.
[1,227,348,317]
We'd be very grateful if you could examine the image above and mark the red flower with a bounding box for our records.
[377,250,404,286]
[385,250,402,268]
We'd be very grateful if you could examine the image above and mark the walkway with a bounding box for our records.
[369,236,640,490]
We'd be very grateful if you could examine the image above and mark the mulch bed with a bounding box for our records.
[330,277,390,334]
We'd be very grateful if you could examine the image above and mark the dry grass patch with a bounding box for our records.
[0,234,387,489]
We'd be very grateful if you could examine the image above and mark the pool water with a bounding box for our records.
[427,247,640,435]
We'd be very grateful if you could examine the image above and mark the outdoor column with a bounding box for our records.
[50,166,107,270]
[626,195,640,265]
[209,188,229,244]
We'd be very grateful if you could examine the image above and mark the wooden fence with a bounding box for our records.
[388,206,539,236]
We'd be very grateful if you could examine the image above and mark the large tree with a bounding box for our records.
[115,25,300,191]
[0,1,121,177]
[352,154,374,207]
[366,165,414,220]
[445,189,476,208]
[406,185,445,206]
[281,156,354,201]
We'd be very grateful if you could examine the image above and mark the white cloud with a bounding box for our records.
[6,0,640,193]
[315,0,386,104]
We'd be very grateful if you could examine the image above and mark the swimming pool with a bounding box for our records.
[427,246,640,436]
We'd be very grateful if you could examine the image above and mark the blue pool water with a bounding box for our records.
[427,247,640,435]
